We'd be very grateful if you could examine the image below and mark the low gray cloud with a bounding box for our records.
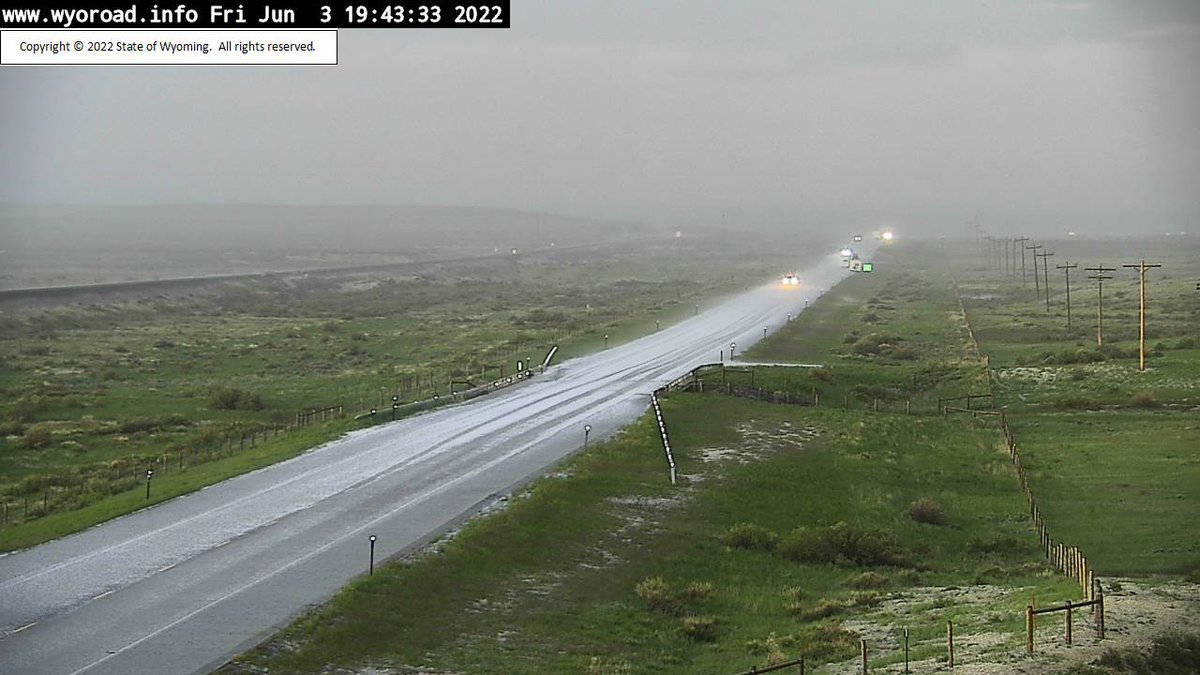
[1,1,1196,235]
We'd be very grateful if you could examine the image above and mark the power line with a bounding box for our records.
[1015,236,1030,285]
[1035,250,1054,313]
[1085,266,1115,347]
[1027,243,1043,299]
[1056,262,1078,334]
[1122,259,1163,371]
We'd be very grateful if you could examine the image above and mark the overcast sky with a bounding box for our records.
[2,1,1198,234]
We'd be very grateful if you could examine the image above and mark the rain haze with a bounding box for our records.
[2,0,1199,239]
[3,5,1200,674]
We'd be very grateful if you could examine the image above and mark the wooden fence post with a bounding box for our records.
[1097,589,1105,639]
[861,639,868,674]
[1065,602,1073,645]
[947,620,955,667]
[1026,606,1035,654]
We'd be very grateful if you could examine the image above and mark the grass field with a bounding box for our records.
[0,234,828,551]
[949,238,1200,579]
[226,398,1077,674]
[221,235,1198,675]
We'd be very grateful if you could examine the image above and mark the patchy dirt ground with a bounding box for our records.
[695,420,821,466]
[351,421,1195,675]
[819,578,1200,674]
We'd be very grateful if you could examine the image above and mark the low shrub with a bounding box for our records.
[635,577,679,615]
[851,591,882,607]
[905,498,949,526]
[722,523,779,552]
[848,571,888,589]
[797,624,859,662]
[22,423,54,450]
[795,599,844,622]
[680,581,714,604]
[851,333,905,356]
[779,522,909,567]
[207,386,265,411]
[680,616,717,642]
[8,395,49,423]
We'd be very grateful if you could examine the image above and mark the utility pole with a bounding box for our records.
[1085,266,1115,347]
[1015,236,1030,285]
[1123,260,1163,371]
[1056,262,1078,333]
[1027,243,1043,299]
[1035,250,1054,312]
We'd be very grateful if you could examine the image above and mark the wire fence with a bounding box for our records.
[1,338,570,533]
[662,363,921,415]
[0,407,348,529]
[951,280,1106,650]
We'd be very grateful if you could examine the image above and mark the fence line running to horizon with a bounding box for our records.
[650,286,1107,663]
[0,405,349,530]
[1,333,578,534]
[951,280,1106,649]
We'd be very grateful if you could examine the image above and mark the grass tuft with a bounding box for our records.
[904,498,949,526]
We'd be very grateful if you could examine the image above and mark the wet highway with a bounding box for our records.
[0,249,867,674]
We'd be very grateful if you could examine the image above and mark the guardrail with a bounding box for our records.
[649,389,677,485]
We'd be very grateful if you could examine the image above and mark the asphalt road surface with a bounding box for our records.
[0,248,870,675]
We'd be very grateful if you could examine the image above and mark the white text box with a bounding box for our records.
[1,30,337,66]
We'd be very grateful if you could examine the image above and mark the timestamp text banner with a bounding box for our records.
[0,1,509,29]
